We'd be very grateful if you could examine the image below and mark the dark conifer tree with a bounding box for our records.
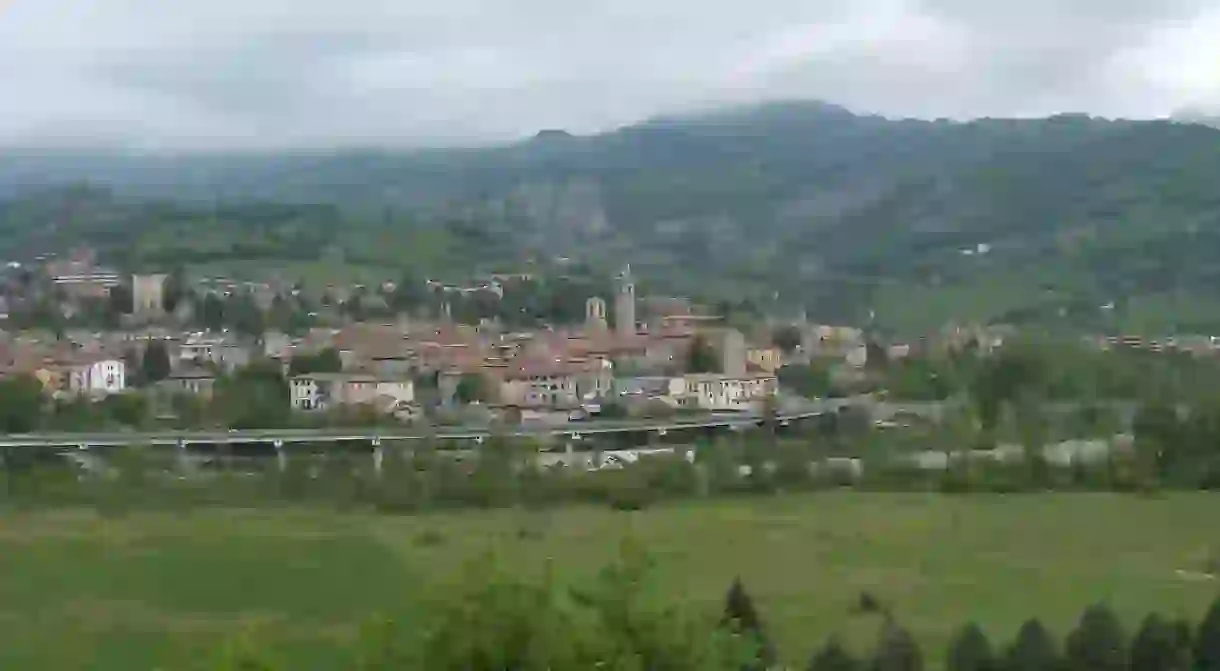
[808,636,859,671]
[721,577,776,669]
[1065,603,1128,671]
[1131,613,1190,671]
[1170,618,1193,649]
[1196,597,1220,671]
[947,622,995,671]
[1003,619,1059,671]
[1170,618,1194,667]
[872,621,923,671]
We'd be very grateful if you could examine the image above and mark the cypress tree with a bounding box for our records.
[872,621,923,671]
[1065,603,1128,671]
[1197,597,1220,671]
[1131,613,1190,671]
[721,577,776,669]
[808,636,859,671]
[947,622,995,671]
[1170,618,1193,666]
[1003,619,1058,671]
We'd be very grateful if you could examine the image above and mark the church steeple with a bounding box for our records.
[614,265,636,338]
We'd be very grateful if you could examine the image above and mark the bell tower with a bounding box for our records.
[614,265,636,338]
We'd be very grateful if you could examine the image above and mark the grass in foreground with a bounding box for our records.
[0,493,1216,669]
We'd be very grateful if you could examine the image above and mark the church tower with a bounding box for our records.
[615,265,636,338]
[585,296,607,330]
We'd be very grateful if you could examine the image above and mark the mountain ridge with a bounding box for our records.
[4,100,1220,333]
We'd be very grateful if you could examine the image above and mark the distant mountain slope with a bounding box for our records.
[5,101,1220,333]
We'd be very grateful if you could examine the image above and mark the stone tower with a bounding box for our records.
[614,265,636,338]
[585,296,607,330]
[719,328,747,378]
[131,274,167,316]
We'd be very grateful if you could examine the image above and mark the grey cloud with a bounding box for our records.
[0,0,1217,148]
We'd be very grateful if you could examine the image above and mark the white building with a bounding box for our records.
[66,356,126,396]
[179,335,251,373]
[290,373,415,413]
[500,358,613,409]
[674,373,777,412]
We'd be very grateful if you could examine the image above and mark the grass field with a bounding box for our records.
[0,493,1217,669]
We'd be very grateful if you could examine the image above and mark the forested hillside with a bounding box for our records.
[5,101,1220,333]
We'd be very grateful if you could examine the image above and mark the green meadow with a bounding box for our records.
[0,493,1216,669]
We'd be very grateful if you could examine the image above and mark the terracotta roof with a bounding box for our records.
[169,367,216,380]
[504,356,606,380]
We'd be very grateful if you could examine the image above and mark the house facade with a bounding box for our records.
[161,368,217,398]
[499,358,613,409]
[66,356,125,396]
[746,346,782,373]
[674,373,777,412]
[290,373,414,412]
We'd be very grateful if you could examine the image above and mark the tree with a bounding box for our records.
[212,360,291,429]
[947,622,995,671]
[199,293,225,332]
[687,335,721,374]
[162,267,187,313]
[773,325,802,354]
[1131,613,1191,671]
[140,340,172,383]
[122,347,143,386]
[343,294,366,322]
[809,637,859,671]
[1170,618,1193,663]
[227,292,265,337]
[99,392,149,428]
[1065,603,1128,671]
[969,345,1045,433]
[289,347,343,375]
[0,375,44,433]
[1012,394,1050,487]
[872,621,923,671]
[720,577,775,669]
[886,357,955,401]
[390,272,428,313]
[455,373,489,405]
[1003,619,1058,671]
[1133,402,1180,478]
[1196,597,1220,671]
[316,347,343,373]
[864,339,890,372]
[107,284,133,316]
[779,362,834,399]
[598,401,629,419]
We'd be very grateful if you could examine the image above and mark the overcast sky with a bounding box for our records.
[1,0,1219,149]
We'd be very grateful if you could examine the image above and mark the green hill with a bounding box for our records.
[5,101,1220,333]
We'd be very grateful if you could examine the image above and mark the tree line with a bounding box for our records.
[2,421,1219,518]
[211,539,1220,670]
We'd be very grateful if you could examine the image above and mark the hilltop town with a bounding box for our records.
[0,248,893,432]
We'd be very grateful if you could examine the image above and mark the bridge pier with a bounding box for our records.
[372,437,383,478]
[274,440,286,473]
[175,438,189,472]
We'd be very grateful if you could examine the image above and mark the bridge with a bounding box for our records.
[0,398,857,450]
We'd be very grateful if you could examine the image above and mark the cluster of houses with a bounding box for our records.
[1090,333,1220,355]
[0,255,915,426]
[0,329,250,400]
[279,309,784,423]
[0,320,789,424]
